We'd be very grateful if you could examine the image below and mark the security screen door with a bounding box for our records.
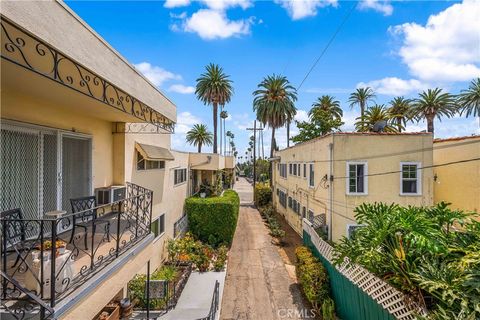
[0,121,92,220]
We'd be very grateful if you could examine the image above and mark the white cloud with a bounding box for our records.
[175,111,202,134]
[294,109,309,122]
[164,0,190,8]
[168,84,195,94]
[390,0,480,82]
[275,0,337,20]
[358,0,393,16]
[357,77,429,96]
[181,9,253,40]
[201,0,252,11]
[134,62,181,87]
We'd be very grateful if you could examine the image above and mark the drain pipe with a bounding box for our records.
[328,142,334,241]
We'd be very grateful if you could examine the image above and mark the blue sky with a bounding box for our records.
[67,0,480,156]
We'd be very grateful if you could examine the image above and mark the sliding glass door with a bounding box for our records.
[0,121,92,219]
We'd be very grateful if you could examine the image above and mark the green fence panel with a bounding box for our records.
[303,231,396,320]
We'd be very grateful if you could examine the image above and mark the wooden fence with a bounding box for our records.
[302,219,426,320]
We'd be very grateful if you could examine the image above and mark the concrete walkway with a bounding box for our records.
[220,178,307,320]
[158,271,226,320]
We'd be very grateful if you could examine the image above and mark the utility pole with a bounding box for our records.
[246,120,263,194]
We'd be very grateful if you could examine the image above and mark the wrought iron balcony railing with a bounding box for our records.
[1,182,153,318]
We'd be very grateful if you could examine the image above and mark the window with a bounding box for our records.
[288,196,292,208]
[346,224,363,239]
[302,206,306,218]
[303,164,307,178]
[279,190,287,208]
[292,199,297,213]
[347,162,367,195]
[309,163,315,187]
[308,210,314,223]
[289,163,292,175]
[280,163,287,178]
[151,214,165,239]
[137,151,165,171]
[293,163,297,176]
[174,168,187,185]
[401,162,421,195]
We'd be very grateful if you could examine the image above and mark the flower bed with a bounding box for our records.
[167,232,228,272]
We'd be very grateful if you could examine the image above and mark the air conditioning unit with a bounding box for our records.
[95,186,126,205]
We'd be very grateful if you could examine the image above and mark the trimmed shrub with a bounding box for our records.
[295,246,329,311]
[254,182,272,207]
[185,190,240,247]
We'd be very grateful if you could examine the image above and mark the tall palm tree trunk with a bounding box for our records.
[426,114,435,134]
[270,127,276,187]
[213,102,218,153]
[198,143,202,153]
[397,117,402,133]
[286,120,290,147]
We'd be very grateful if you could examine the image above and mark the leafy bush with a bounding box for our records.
[185,190,240,247]
[295,246,330,311]
[254,182,272,207]
[213,245,228,271]
[333,202,480,319]
[128,265,178,309]
[322,298,335,320]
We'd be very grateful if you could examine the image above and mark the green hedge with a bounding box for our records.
[254,182,272,207]
[185,190,240,247]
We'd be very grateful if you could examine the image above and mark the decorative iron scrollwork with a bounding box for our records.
[0,16,175,133]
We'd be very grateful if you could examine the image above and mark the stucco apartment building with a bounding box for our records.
[433,135,480,214]
[271,132,434,242]
[0,2,233,319]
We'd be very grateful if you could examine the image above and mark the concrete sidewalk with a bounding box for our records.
[158,271,226,320]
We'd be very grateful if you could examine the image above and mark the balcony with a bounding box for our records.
[1,182,153,319]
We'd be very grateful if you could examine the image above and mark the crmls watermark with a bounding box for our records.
[277,308,317,319]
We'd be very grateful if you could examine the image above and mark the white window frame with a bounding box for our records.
[400,162,422,196]
[136,151,165,171]
[152,213,166,241]
[346,161,368,195]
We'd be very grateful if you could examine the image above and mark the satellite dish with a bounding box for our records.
[373,120,388,132]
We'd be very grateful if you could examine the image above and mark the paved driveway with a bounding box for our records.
[221,178,308,320]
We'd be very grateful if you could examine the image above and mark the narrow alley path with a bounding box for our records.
[220,178,308,320]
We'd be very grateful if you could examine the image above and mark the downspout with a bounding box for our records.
[329,142,334,241]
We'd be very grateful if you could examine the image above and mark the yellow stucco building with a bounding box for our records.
[0,2,234,319]
[433,135,480,214]
[271,132,434,242]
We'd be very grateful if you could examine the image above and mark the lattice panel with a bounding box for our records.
[303,219,426,320]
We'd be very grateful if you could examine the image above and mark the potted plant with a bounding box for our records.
[56,240,67,254]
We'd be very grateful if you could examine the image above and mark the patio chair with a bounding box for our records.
[69,196,110,250]
[1,208,38,268]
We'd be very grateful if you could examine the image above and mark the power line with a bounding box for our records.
[297,2,357,90]
[334,157,480,180]
[282,138,479,164]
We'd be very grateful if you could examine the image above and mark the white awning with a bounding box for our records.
[136,143,174,161]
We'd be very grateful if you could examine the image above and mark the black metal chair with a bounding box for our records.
[69,196,110,250]
[1,208,37,268]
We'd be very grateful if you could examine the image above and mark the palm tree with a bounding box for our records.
[195,63,233,154]
[220,110,228,155]
[186,124,213,153]
[349,87,376,122]
[355,105,398,132]
[310,95,343,120]
[252,74,297,159]
[388,97,413,132]
[458,78,480,127]
[412,88,456,134]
